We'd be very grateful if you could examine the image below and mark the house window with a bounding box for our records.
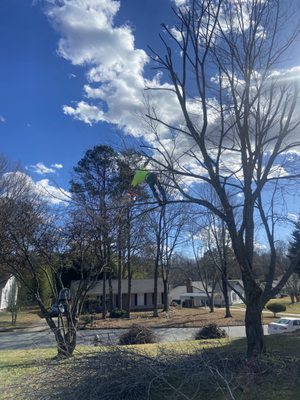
[152,293,155,305]
[137,293,144,306]
[134,294,138,306]
[144,293,148,305]
[161,293,164,304]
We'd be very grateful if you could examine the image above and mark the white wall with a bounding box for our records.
[0,276,18,311]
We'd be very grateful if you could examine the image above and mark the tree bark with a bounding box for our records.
[162,278,169,312]
[245,293,265,358]
[126,204,132,318]
[117,233,123,310]
[221,275,232,318]
[102,270,106,319]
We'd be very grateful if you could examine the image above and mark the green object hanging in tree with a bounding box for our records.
[131,170,150,187]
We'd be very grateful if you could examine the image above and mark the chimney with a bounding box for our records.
[186,278,193,293]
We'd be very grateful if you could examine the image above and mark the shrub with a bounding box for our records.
[110,309,127,319]
[266,302,286,317]
[119,324,158,345]
[82,315,92,325]
[194,323,227,340]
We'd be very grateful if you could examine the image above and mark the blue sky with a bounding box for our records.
[1,0,300,247]
[0,0,179,195]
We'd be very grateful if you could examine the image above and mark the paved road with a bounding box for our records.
[0,325,269,350]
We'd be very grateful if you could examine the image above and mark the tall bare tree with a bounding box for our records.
[147,0,300,356]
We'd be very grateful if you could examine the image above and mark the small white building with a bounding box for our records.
[0,274,18,311]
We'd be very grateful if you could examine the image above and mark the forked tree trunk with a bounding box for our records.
[56,326,77,358]
[45,313,77,358]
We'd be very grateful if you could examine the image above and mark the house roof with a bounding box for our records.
[228,280,244,287]
[72,278,164,295]
[0,273,13,285]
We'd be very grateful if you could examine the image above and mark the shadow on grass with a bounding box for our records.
[8,333,299,400]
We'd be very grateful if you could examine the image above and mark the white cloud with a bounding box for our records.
[172,0,188,6]
[35,178,70,205]
[45,0,185,139]
[51,163,63,169]
[287,213,298,222]
[27,162,63,175]
[1,172,70,205]
[63,101,104,125]
[254,241,268,254]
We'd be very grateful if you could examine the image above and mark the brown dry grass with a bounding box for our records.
[0,307,41,330]
[84,306,278,330]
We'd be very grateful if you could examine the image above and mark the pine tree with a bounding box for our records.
[289,218,300,275]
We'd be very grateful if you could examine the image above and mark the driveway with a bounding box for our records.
[0,325,269,350]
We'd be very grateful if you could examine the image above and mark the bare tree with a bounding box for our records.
[191,230,220,312]
[146,0,300,356]
[0,167,109,357]
[204,212,239,317]
[160,202,188,311]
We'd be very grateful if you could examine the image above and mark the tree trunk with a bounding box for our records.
[117,243,123,310]
[153,261,159,317]
[56,326,77,358]
[45,313,77,358]
[126,205,131,319]
[245,299,265,358]
[208,295,214,313]
[102,270,106,320]
[162,278,169,312]
[108,271,113,312]
[221,275,232,318]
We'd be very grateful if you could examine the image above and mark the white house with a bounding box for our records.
[170,280,209,307]
[72,278,165,312]
[170,279,244,308]
[0,274,18,311]
[214,280,245,307]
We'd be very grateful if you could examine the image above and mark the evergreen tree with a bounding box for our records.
[289,218,300,275]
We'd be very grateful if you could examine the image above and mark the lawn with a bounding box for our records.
[1,302,291,333]
[0,307,41,331]
[81,306,279,329]
[1,335,300,399]
[266,297,300,314]
[0,341,226,399]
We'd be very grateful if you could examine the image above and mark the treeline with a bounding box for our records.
[1,147,299,358]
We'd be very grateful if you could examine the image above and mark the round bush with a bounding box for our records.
[119,324,158,345]
[266,302,286,316]
[110,309,127,319]
[194,323,227,340]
